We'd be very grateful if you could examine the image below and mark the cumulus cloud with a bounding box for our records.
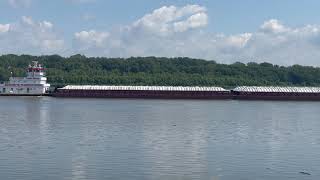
[245,22,320,65]
[40,21,53,29]
[21,16,34,25]
[173,12,208,32]
[75,30,109,46]
[0,16,65,55]
[0,24,10,33]
[8,0,32,8]
[131,4,208,36]
[72,5,212,57]
[72,3,320,66]
[225,33,252,48]
[260,19,289,34]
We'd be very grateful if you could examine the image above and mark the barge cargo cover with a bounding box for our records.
[232,86,320,100]
[54,85,231,99]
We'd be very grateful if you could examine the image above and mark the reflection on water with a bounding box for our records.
[0,97,320,180]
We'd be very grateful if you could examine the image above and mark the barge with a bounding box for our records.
[53,85,320,100]
[232,86,320,101]
[0,61,50,96]
[53,85,232,99]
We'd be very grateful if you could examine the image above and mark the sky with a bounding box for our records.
[1,0,320,65]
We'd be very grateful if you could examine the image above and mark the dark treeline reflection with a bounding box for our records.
[1,54,320,87]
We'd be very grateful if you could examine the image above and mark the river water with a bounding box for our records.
[0,97,319,180]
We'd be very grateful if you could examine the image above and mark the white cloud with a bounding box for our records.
[244,22,320,65]
[71,5,212,57]
[260,19,289,34]
[225,33,252,48]
[8,0,32,8]
[42,39,65,51]
[72,12,320,65]
[75,30,109,45]
[173,12,208,32]
[132,4,208,36]
[22,16,34,25]
[72,32,108,55]
[0,24,10,33]
[0,16,65,55]
[40,21,53,29]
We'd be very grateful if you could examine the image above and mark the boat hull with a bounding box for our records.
[53,89,232,99]
[53,89,320,100]
[232,91,320,101]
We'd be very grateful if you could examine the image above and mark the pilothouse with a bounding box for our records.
[0,61,50,95]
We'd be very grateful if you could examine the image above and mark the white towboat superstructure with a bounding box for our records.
[0,61,50,95]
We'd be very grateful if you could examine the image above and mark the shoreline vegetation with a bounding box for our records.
[1,54,320,88]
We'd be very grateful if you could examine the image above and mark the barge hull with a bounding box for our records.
[53,90,232,99]
[233,92,320,101]
[54,90,320,100]
[2,91,320,100]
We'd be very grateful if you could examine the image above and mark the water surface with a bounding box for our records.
[0,97,319,180]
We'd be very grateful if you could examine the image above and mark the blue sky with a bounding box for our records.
[1,0,320,65]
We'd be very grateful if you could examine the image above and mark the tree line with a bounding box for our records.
[1,54,320,88]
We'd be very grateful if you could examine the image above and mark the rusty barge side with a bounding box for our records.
[53,90,320,100]
[53,86,232,99]
[232,91,320,101]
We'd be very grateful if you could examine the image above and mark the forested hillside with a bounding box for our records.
[1,54,320,87]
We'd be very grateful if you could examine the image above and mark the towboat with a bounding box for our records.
[0,61,50,96]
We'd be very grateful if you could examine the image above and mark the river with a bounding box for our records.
[0,97,319,180]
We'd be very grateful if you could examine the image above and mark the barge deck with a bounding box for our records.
[53,85,232,99]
